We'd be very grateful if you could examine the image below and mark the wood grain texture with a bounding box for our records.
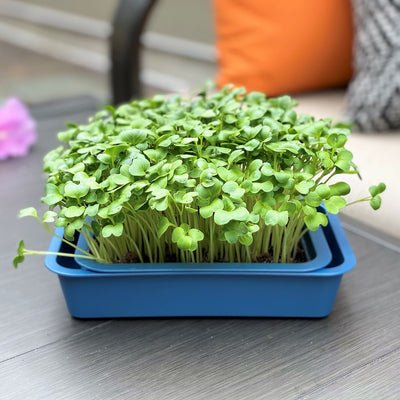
[1,102,399,399]
[298,348,400,400]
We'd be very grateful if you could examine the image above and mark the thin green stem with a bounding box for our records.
[39,220,93,257]
[24,249,105,262]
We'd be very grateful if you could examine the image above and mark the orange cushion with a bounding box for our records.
[214,0,354,96]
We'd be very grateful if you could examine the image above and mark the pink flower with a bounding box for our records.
[0,98,37,160]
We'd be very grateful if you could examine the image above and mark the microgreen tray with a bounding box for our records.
[45,213,355,318]
[73,224,331,273]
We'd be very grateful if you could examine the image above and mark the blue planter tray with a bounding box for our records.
[45,213,355,318]
[74,225,331,274]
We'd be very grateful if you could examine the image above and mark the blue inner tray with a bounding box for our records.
[73,225,332,274]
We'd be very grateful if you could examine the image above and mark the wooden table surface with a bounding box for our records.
[1,99,399,400]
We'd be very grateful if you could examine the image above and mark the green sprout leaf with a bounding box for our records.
[261,163,274,176]
[224,221,248,244]
[304,212,328,231]
[315,184,331,199]
[370,195,382,210]
[275,171,291,184]
[109,174,131,186]
[329,182,351,196]
[188,228,204,242]
[158,216,171,238]
[105,144,129,158]
[246,159,263,181]
[85,204,99,217]
[222,181,245,200]
[199,198,224,218]
[102,223,124,238]
[295,180,315,195]
[64,206,85,218]
[263,210,288,227]
[267,141,299,154]
[305,192,322,207]
[172,226,186,242]
[324,196,347,214]
[172,225,204,251]
[335,150,353,171]
[214,207,249,226]
[317,151,334,168]
[228,149,245,164]
[144,148,167,163]
[41,183,63,205]
[18,207,38,219]
[239,233,254,246]
[214,210,232,225]
[129,158,150,177]
[64,182,90,199]
[43,211,57,223]
[149,196,169,211]
[120,129,148,144]
[369,182,386,197]
[13,240,25,268]
[249,181,274,194]
[327,133,347,148]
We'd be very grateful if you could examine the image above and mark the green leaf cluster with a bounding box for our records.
[15,85,385,266]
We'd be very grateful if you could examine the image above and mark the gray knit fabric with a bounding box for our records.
[346,0,400,131]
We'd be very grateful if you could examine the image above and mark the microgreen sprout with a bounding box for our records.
[14,86,385,267]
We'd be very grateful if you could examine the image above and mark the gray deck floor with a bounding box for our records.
[1,100,400,399]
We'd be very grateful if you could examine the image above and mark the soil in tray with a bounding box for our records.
[114,243,307,264]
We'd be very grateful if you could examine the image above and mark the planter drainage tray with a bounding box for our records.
[45,213,355,318]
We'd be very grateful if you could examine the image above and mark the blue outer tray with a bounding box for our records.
[45,213,355,318]
[74,225,331,273]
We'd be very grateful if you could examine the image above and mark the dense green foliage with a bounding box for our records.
[14,86,385,267]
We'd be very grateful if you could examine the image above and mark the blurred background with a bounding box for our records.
[0,0,216,105]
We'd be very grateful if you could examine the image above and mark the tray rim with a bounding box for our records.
[45,213,354,278]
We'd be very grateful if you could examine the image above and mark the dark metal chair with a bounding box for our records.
[110,0,158,105]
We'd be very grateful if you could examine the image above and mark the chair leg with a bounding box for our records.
[110,0,158,105]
